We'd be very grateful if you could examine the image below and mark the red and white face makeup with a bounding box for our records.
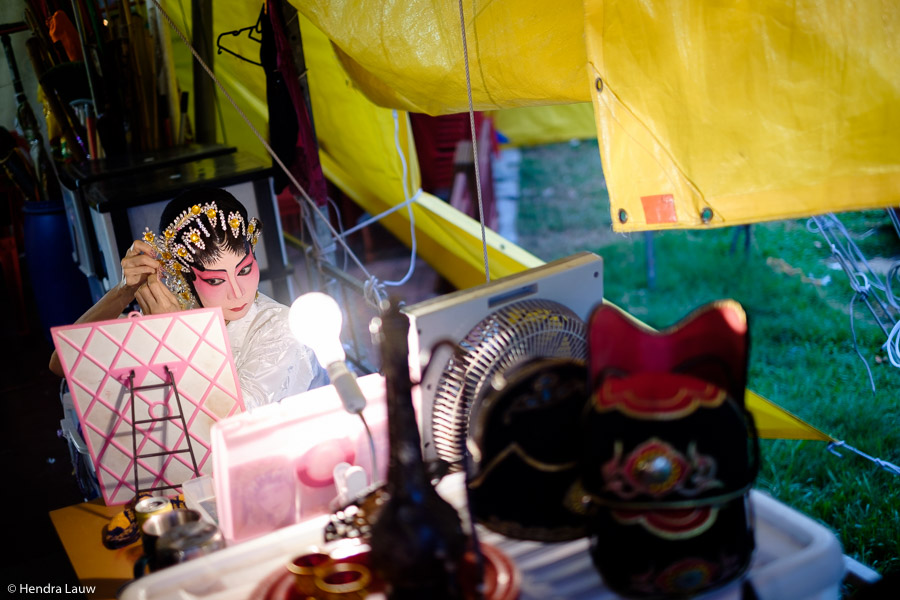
[191,249,260,321]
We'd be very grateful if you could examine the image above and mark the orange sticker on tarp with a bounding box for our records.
[641,194,677,224]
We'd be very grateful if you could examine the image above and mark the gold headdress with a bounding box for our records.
[144,201,261,309]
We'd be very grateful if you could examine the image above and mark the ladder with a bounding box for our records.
[127,366,200,495]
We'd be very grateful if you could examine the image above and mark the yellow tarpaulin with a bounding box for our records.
[294,0,900,231]
[492,104,597,147]
[160,0,543,289]
[297,6,544,289]
[159,0,834,441]
[294,0,589,115]
[746,391,832,442]
[586,0,900,231]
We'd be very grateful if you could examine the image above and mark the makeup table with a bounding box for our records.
[49,499,143,600]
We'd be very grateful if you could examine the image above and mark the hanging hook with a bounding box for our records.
[216,6,264,67]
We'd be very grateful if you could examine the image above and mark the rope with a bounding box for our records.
[457,0,491,283]
[827,440,900,476]
[152,0,398,309]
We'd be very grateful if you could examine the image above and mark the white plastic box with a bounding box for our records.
[209,374,389,544]
[121,474,845,600]
[182,474,217,525]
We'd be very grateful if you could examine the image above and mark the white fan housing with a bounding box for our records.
[403,252,604,464]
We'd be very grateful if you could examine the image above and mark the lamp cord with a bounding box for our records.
[359,412,379,483]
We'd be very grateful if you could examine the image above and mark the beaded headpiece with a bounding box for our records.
[143,201,261,309]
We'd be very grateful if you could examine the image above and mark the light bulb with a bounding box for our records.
[289,292,366,414]
[290,292,346,367]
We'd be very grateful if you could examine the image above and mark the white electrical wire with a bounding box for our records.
[380,110,419,287]
[315,111,423,298]
[337,192,422,240]
[318,196,349,271]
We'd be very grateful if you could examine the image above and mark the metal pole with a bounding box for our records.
[191,0,215,143]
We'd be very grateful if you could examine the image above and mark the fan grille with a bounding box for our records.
[431,299,587,467]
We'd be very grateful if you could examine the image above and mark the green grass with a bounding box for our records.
[515,140,900,579]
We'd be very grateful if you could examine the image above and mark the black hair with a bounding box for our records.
[159,187,263,269]
[159,187,263,306]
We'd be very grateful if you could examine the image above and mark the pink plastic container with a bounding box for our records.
[211,374,389,543]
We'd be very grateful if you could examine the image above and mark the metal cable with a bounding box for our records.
[457,0,491,283]
[849,293,876,394]
[808,213,900,388]
[155,1,387,453]
[827,440,900,476]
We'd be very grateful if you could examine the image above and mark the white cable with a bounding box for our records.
[322,111,422,292]
[381,110,418,287]
[889,207,900,238]
[359,411,379,483]
[337,191,422,240]
[316,196,348,255]
[886,262,900,310]
[884,319,900,368]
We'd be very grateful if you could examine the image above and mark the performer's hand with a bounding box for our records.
[135,273,182,315]
[120,240,161,293]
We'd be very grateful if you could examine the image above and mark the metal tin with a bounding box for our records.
[155,521,226,568]
[140,509,201,571]
[134,496,173,528]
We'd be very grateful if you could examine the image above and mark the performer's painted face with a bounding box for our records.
[192,249,260,321]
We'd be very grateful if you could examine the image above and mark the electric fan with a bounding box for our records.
[403,251,604,466]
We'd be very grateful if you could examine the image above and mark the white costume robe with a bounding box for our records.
[226,293,328,409]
